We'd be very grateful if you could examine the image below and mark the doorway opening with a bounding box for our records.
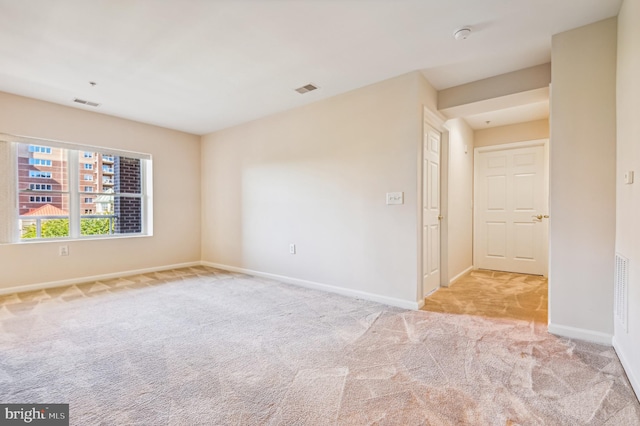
[422,139,550,323]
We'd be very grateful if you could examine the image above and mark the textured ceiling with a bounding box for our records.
[0,0,622,134]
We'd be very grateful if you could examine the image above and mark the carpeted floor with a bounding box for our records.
[0,266,638,425]
[422,270,548,323]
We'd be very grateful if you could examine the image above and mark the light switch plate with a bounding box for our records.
[386,192,404,205]
[624,171,634,184]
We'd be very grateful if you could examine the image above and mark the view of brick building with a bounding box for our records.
[18,144,116,216]
[17,144,143,239]
[17,144,67,215]
[113,157,142,233]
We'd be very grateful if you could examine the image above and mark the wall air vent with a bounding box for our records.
[295,84,318,94]
[73,98,100,107]
[615,253,629,333]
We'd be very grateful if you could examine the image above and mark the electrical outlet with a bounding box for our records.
[59,245,69,256]
[289,244,296,254]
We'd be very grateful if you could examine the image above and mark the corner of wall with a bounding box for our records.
[548,16,617,337]
[613,0,640,404]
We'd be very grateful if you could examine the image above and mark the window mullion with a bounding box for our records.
[68,150,80,238]
[142,159,152,236]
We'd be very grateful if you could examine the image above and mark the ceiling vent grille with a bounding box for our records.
[295,84,318,94]
[73,98,100,107]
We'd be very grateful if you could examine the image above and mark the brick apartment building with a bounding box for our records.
[18,144,115,216]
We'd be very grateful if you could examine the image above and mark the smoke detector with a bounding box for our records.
[453,27,471,40]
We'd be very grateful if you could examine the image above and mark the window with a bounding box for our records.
[29,171,52,178]
[29,145,52,154]
[29,184,52,191]
[29,196,53,203]
[29,158,52,166]
[102,165,114,173]
[1,138,152,242]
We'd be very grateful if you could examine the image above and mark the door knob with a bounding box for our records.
[438,215,443,221]
[532,214,549,220]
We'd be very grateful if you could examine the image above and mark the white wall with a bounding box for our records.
[445,118,474,283]
[548,18,617,343]
[201,72,437,307]
[0,92,201,290]
[474,119,549,148]
[614,0,640,398]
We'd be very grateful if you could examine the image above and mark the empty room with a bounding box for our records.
[1,0,639,424]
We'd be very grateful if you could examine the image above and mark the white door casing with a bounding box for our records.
[474,140,549,275]
[423,122,441,295]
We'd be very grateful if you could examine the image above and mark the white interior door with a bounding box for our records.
[423,122,441,295]
[475,142,548,275]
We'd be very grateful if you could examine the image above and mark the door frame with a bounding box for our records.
[473,139,550,276]
[418,107,450,302]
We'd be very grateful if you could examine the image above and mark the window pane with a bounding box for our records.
[80,194,114,236]
[19,193,69,239]
[18,144,68,217]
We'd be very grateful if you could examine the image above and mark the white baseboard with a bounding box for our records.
[0,261,202,296]
[203,261,422,310]
[612,337,640,402]
[449,265,473,285]
[548,323,613,346]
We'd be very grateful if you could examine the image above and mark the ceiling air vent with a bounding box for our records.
[295,84,318,94]
[73,98,100,107]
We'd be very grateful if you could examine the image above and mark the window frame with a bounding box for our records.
[29,170,52,179]
[29,183,53,191]
[29,145,52,154]
[28,196,53,203]
[28,158,52,166]
[0,133,153,243]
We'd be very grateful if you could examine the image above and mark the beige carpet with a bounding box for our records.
[422,270,548,324]
[0,266,638,425]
